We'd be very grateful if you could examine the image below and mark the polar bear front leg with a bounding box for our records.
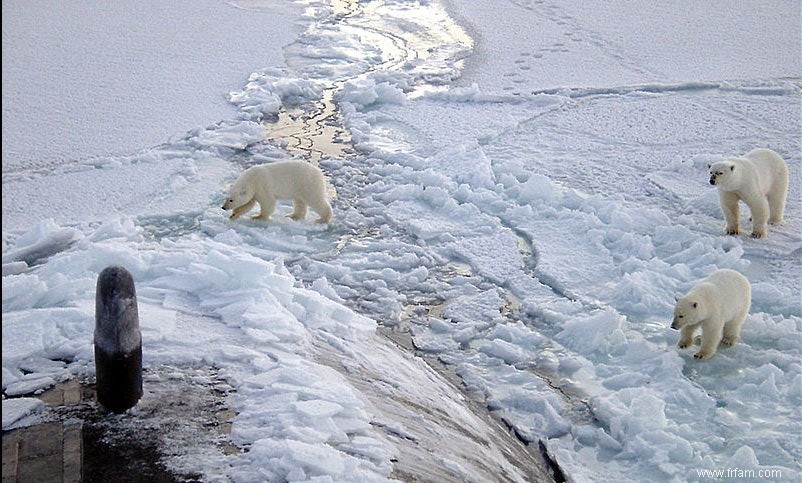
[748,197,770,238]
[678,325,696,349]
[719,191,740,235]
[694,323,723,360]
[253,197,276,221]
[231,199,256,220]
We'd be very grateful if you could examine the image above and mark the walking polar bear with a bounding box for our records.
[222,160,332,224]
[708,148,788,238]
[670,269,751,360]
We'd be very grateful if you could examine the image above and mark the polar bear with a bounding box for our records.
[670,269,751,360]
[222,160,332,223]
[708,148,788,238]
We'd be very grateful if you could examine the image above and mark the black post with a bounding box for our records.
[94,265,143,413]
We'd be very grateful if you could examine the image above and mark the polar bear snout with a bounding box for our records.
[222,197,236,210]
[708,163,735,187]
[670,315,687,330]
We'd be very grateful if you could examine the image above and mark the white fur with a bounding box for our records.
[708,148,788,238]
[222,161,332,224]
[670,269,751,360]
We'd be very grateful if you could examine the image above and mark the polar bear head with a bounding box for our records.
[670,296,703,329]
[708,160,740,190]
[222,178,254,211]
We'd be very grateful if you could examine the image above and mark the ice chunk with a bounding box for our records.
[2,397,46,430]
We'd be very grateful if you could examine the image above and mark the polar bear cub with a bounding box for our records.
[670,269,751,360]
[708,148,788,238]
[222,160,332,223]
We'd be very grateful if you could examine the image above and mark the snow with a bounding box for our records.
[1,397,45,429]
[3,0,800,482]
[1,0,304,172]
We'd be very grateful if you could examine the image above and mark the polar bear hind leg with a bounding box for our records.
[721,309,748,347]
[289,200,309,221]
[747,197,770,238]
[768,154,789,224]
[306,190,332,223]
[767,184,787,225]
[310,197,332,224]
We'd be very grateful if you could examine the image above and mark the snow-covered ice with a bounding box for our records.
[3,0,800,481]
